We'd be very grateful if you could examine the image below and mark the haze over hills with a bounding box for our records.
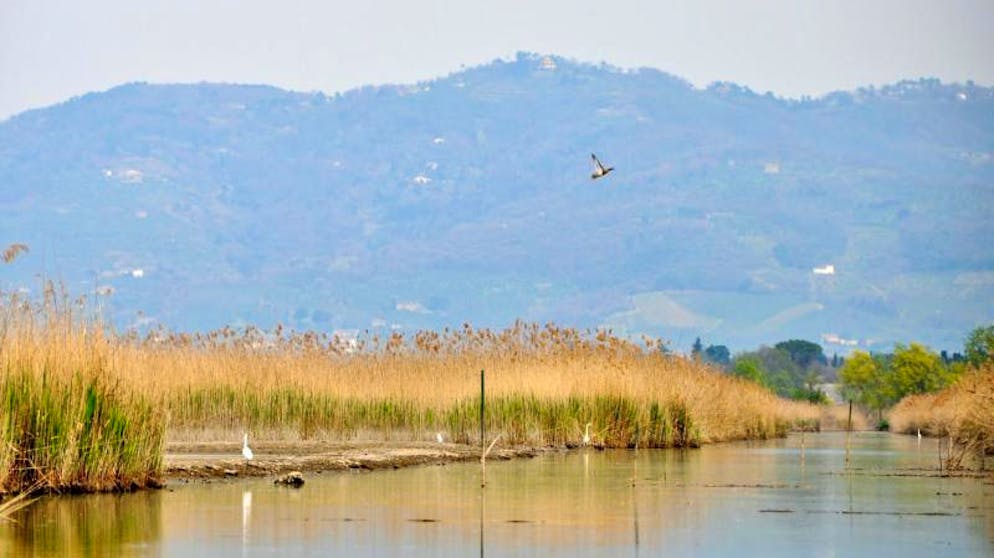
[1,52,992,354]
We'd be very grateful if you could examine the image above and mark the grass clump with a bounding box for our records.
[0,288,165,494]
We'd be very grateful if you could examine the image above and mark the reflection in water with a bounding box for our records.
[242,490,252,556]
[479,486,484,558]
[631,446,640,556]
[1,432,992,557]
[631,474,639,557]
[3,490,161,557]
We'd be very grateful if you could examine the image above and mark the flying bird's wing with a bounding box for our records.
[591,153,605,172]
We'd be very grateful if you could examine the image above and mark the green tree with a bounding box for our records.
[730,346,814,399]
[703,344,730,366]
[732,356,767,386]
[691,337,703,360]
[839,350,894,417]
[774,339,827,368]
[964,324,994,367]
[889,343,950,398]
[755,346,800,397]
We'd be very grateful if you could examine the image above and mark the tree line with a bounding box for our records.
[692,324,994,413]
[692,337,832,403]
[837,325,993,426]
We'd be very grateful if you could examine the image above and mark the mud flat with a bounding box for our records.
[165,440,544,481]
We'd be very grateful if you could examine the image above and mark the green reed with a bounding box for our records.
[168,388,795,448]
[0,364,164,494]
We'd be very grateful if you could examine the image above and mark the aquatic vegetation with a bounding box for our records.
[0,288,165,494]
[889,362,994,468]
[2,286,821,496]
[0,369,165,493]
[128,320,819,447]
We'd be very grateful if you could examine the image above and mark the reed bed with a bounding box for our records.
[118,321,819,447]
[817,404,869,432]
[2,287,822,495]
[889,363,994,468]
[0,289,165,494]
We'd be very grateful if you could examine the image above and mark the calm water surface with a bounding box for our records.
[3,432,992,557]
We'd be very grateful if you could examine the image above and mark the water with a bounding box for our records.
[3,432,992,557]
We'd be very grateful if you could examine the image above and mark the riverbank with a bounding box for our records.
[161,407,856,483]
[164,440,544,481]
[165,431,993,486]
[889,363,993,469]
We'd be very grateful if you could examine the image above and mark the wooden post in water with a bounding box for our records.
[631,423,639,487]
[800,430,806,467]
[845,400,852,468]
[480,369,485,450]
[481,434,500,488]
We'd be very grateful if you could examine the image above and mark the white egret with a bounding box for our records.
[582,423,593,446]
[435,432,444,444]
[242,433,254,461]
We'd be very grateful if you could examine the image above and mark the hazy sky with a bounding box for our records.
[2,0,992,120]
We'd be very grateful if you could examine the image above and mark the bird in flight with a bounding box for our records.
[590,153,614,180]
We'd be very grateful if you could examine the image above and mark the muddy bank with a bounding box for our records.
[165,440,545,482]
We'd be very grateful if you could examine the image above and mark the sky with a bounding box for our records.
[1,0,993,120]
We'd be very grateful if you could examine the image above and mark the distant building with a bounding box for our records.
[812,264,835,275]
[816,383,844,404]
[411,175,431,185]
[763,162,780,174]
[539,56,557,71]
[821,333,858,347]
[131,269,144,278]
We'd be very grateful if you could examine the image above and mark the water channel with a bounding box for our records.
[3,432,992,556]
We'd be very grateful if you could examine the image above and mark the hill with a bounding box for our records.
[1,52,992,353]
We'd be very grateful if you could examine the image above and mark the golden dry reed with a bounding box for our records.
[818,403,869,432]
[2,285,822,495]
[1,287,165,494]
[117,320,820,446]
[890,362,994,468]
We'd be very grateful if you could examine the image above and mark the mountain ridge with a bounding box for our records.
[2,52,992,354]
